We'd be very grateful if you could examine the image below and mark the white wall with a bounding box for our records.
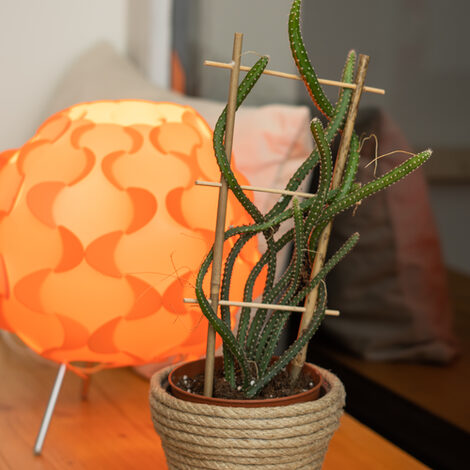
[0,0,127,151]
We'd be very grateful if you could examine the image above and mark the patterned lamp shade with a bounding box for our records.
[0,100,260,369]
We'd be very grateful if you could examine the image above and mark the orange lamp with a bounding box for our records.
[0,100,260,370]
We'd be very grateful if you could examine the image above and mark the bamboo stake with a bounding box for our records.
[183,298,340,316]
[204,59,384,95]
[195,180,314,199]
[290,54,371,381]
[203,33,243,397]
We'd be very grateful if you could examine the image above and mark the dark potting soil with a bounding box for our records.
[175,365,316,400]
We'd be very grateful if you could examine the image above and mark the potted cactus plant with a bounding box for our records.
[149,0,431,468]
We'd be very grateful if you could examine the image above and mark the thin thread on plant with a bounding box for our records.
[358,133,378,153]
[167,253,200,322]
[240,50,270,61]
[126,269,187,282]
[190,311,207,333]
[126,267,193,303]
[352,201,361,216]
[123,269,188,310]
[178,232,208,242]
[359,133,379,175]
[170,252,186,288]
[127,258,197,313]
[365,149,418,171]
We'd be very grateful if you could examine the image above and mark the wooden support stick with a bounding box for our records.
[204,59,384,95]
[195,180,314,199]
[290,54,370,382]
[203,33,243,398]
[183,298,340,316]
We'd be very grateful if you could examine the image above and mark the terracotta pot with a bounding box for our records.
[149,360,346,470]
[168,356,323,407]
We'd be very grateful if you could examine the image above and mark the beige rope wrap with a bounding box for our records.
[149,365,345,469]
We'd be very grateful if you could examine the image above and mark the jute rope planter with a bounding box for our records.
[149,364,345,470]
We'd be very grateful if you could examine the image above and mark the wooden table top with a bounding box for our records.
[0,337,429,469]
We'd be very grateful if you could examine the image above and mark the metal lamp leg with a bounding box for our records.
[33,363,66,455]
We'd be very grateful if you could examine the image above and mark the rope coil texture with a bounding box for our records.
[149,364,345,470]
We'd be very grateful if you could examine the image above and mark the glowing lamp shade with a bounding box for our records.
[0,100,261,368]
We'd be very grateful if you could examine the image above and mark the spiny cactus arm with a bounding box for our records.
[209,149,360,366]
[213,56,280,383]
[305,130,358,257]
[288,0,333,118]
[289,0,364,205]
[307,149,431,255]
[193,223,279,373]
[326,188,340,203]
[213,56,269,224]
[326,184,359,204]
[219,233,280,386]
[304,118,333,233]
[320,49,356,145]
[307,219,328,258]
[224,194,316,241]
[300,51,356,248]
[221,185,340,285]
[256,231,359,372]
[237,229,294,347]
[214,55,279,268]
[337,133,360,198]
[254,198,305,367]
[245,200,308,360]
[319,149,433,224]
[246,296,287,361]
[244,239,295,359]
[222,218,293,381]
[221,220,281,368]
[245,281,327,398]
[195,247,252,387]
[293,232,360,306]
[262,49,355,223]
[257,311,290,375]
[219,233,255,387]
[256,230,357,365]
[245,311,267,360]
[281,198,305,307]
